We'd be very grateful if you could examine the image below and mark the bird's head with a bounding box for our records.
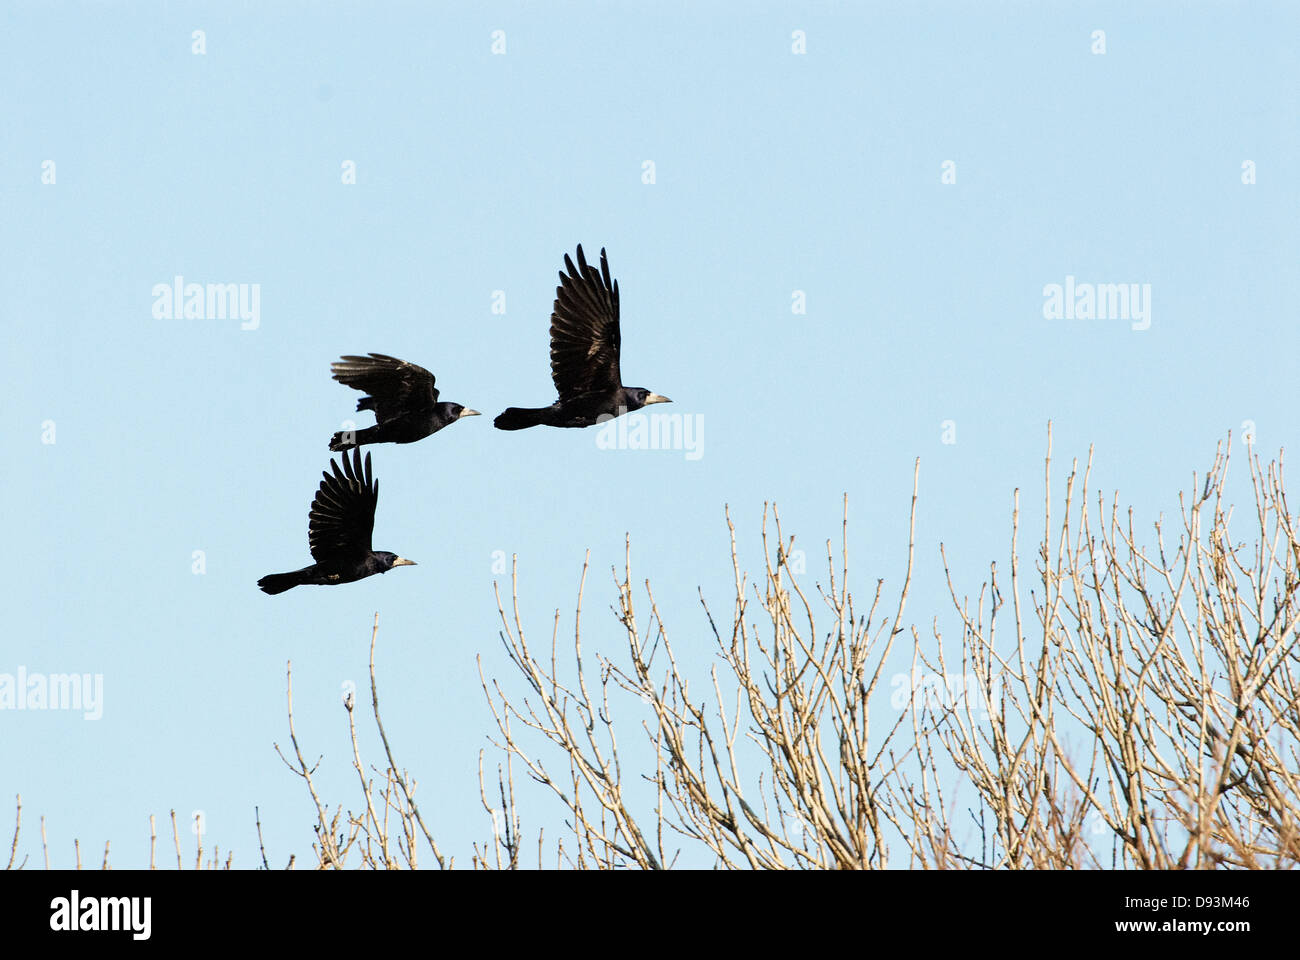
[442,402,481,421]
[376,552,418,572]
[626,388,672,411]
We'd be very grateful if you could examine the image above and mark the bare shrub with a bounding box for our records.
[479,433,1300,869]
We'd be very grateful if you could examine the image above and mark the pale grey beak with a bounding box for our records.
[392,557,417,566]
[645,393,672,405]
[459,408,481,418]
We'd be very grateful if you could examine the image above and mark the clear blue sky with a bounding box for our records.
[2,2,1296,868]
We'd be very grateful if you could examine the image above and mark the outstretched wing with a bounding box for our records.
[549,245,622,400]
[308,448,377,562]
[331,353,439,422]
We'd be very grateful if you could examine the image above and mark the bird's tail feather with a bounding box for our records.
[494,407,547,431]
[258,571,304,595]
[329,427,366,451]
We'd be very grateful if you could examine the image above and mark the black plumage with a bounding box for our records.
[329,353,478,450]
[257,448,416,595]
[494,245,670,430]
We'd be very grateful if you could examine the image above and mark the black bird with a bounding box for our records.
[257,447,416,595]
[328,353,479,450]
[494,245,670,430]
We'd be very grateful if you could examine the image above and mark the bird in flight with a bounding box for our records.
[328,353,479,450]
[494,245,670,430]
[257,447,416,595]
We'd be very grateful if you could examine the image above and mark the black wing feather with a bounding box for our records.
[330,353,439,423]
[308,448,376,562]
[549,245,622,400]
